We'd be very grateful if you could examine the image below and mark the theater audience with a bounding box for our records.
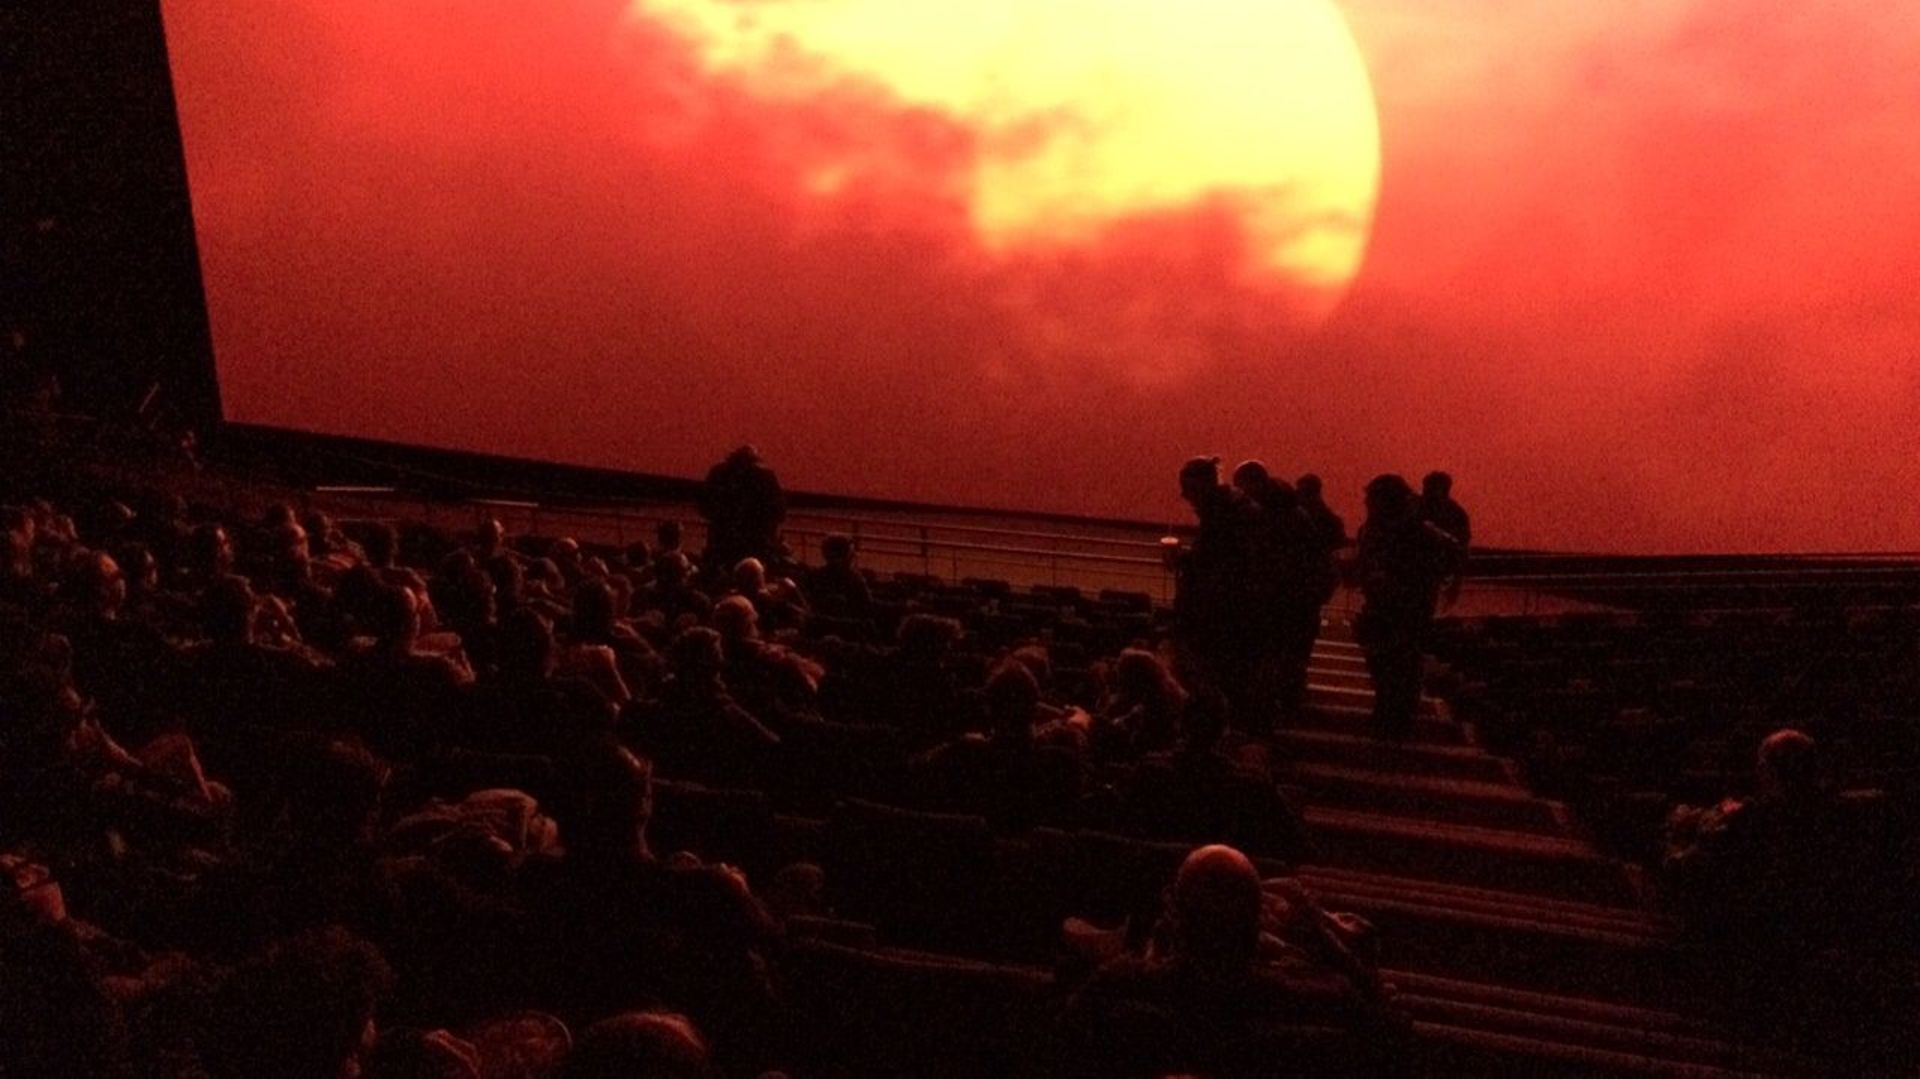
[869,612,970,745]
[555,577,649,705]
[464,607,614,758]
[339,584,472,759]
[7,449,1908,1076]
[1664,729,1855,947]
[198,926,393,1079]
[1662,728,1912,1063]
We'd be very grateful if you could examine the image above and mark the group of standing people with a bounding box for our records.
[1172,460,1469,739]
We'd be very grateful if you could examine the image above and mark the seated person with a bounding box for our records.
[1120,690,1308,861]
[869,613,971,745]
[1094,648,1188,758]
[805,533,874,622]
[464,607,616,758]
[1663,728,1856,949]
[566,1010,718,1079]
[728,557,809,637]
[635,552,713,642]
[711,594,823,729]
[520,743,781,1067]
[1061,845,1404,1077]
[623,627,780,787]
[198,927,393,1079]
[338,583,473,759]
[909,661,1085,831]
[556,577,656,705]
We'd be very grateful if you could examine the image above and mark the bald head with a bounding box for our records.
[568,1011,712,1079]
[1757,728,1818,800]
[1170,845,1262,965]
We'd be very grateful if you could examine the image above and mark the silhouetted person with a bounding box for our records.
[699,446,786,574]
[1233,461,1323,729]
[567,1010,718,1079]
[1171,456,1263,734]
[1122,689,1306,860]
[1062,844,1402,1076]
[1353,475,1461,739]
[624,626,780,787]
[524,742,782,1060]
[712,593,823,728]
[1664,729,1853,950]
[1096,647,1188,756]
[1294,474,1346,666]
[636,551,713,640]
[1661,729,1910,1065]
[806,532,873,621]
[1419,471,1471,608]
[200,927,394,1079]
[911,660,1086,830]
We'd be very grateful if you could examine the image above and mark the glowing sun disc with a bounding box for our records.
[631,0,1380,308]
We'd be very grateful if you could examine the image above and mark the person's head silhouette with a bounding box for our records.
[1364,474,1416,523]
[1167,844,1263,969]
[1180,456,1222,504]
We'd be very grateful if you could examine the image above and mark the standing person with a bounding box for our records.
[1353,475,1461,739]
[1419,471,1471,609]
[1294,473,1347,693]
[1232,462,1321,730]
[1170,456,1263,735]
[699,445,787,575]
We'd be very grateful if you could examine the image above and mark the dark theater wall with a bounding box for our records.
[1,1,219,430]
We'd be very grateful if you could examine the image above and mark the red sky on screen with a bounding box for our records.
[162,1,1920,552]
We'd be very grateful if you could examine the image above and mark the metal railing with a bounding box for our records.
[15,407,1919,616]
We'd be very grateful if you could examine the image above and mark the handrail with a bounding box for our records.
[15,408,1920,603]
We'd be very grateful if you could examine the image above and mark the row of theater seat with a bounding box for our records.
[629,777,1810,1076]
[1432,609,1920,864]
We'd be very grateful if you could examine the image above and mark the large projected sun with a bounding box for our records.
[634,0,1381,308]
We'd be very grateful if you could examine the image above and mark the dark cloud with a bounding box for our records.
[164,0,1920,551]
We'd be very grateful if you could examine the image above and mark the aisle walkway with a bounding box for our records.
[1277,623,1810,1076]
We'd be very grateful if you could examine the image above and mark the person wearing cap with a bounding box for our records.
[1352,474,1461,739]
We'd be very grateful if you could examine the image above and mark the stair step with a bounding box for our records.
[1413,1021,1787,1078]
[1403,997,1762,1067]
[1305,664,1374,688]
[1309,647,1369,667]
[1313,889,1670,1000]
[1391,971,1706,1034]
[1289,763,1564,834]
[1303,806,1637,905]
[1299,866,1663,933]
[1293,702,1466,745]
[1271,729,1514,783]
